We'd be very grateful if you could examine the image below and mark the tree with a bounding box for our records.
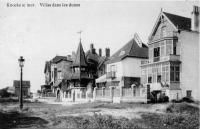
[0,87,11,98]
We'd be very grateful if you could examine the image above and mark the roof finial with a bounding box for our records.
[161,8,163,12]
[77,30,82,43]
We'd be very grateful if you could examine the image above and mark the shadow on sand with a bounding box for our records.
[0,110,48,129]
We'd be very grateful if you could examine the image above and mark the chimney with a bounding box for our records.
[99,48,102,57]
[90,43,96,54]
[90,43,94,53]
[191,6,199,32]
[105,48,110,57]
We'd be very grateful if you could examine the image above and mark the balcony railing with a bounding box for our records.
[106,71,116,79]
[141,55,181,66]
[167,54,180,61]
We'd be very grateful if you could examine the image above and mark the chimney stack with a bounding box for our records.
[105,48,110,57]
[90,43,96,54]
[90,43,94,52]
[99,48,102,57]
[191,6,199,32]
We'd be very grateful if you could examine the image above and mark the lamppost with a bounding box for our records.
[18,56,25,110]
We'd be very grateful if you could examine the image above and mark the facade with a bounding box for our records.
[41,61,52,94]
[68,42,93,102]
[63,42,111,102]
[13,80,31,97]
[94,48,110,88]
[42,56,72,99]
[50,56,73,99]
[42,42,110,102]
[105,33,148,88]
[44,61,51,85]
[141,6,200,101]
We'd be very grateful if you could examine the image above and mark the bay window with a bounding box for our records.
[170,65,180,82]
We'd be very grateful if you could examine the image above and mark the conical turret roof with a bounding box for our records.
[73,41,88,67]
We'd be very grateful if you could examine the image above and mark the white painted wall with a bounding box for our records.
[179,31,199,100]
[122,57,146,77]
[107,61,123,78]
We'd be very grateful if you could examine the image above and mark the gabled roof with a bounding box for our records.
[149,10,192,39]
[73,42,88,67]
[163,12,191,31]
[51,56,68,63]
[107,38,148,64]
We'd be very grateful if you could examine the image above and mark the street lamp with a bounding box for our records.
[18,56,25,110]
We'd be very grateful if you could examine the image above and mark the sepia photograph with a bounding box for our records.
[0,0,199,129]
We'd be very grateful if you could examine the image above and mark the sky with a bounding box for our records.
[0,0,199,92]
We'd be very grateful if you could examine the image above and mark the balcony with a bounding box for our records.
[141,55,180,66]
[106,71,116,79]
[166,54,180,62]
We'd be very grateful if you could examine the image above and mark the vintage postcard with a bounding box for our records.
[0,0,199,129]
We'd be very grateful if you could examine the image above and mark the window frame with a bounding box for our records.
[170,65,180,82]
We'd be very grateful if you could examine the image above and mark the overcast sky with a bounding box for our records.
[0,0,199,92]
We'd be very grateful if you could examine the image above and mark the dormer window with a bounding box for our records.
[119,50,125,56]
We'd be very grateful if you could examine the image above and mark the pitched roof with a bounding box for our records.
[51,56,69,63]
[73,42,88,67]
[98,56,109,69]
[163,12,191,31]
[107,38,148,64]
[13,80,30,88]
[85,50,100,64]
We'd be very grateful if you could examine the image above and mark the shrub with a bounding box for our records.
[141,112,199,129]
[171,97,194,103]
[140,103,199,129]
[181,97,194,103]
[0,87,13,98]
[166,103,199,114]
[60,114,142,129]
